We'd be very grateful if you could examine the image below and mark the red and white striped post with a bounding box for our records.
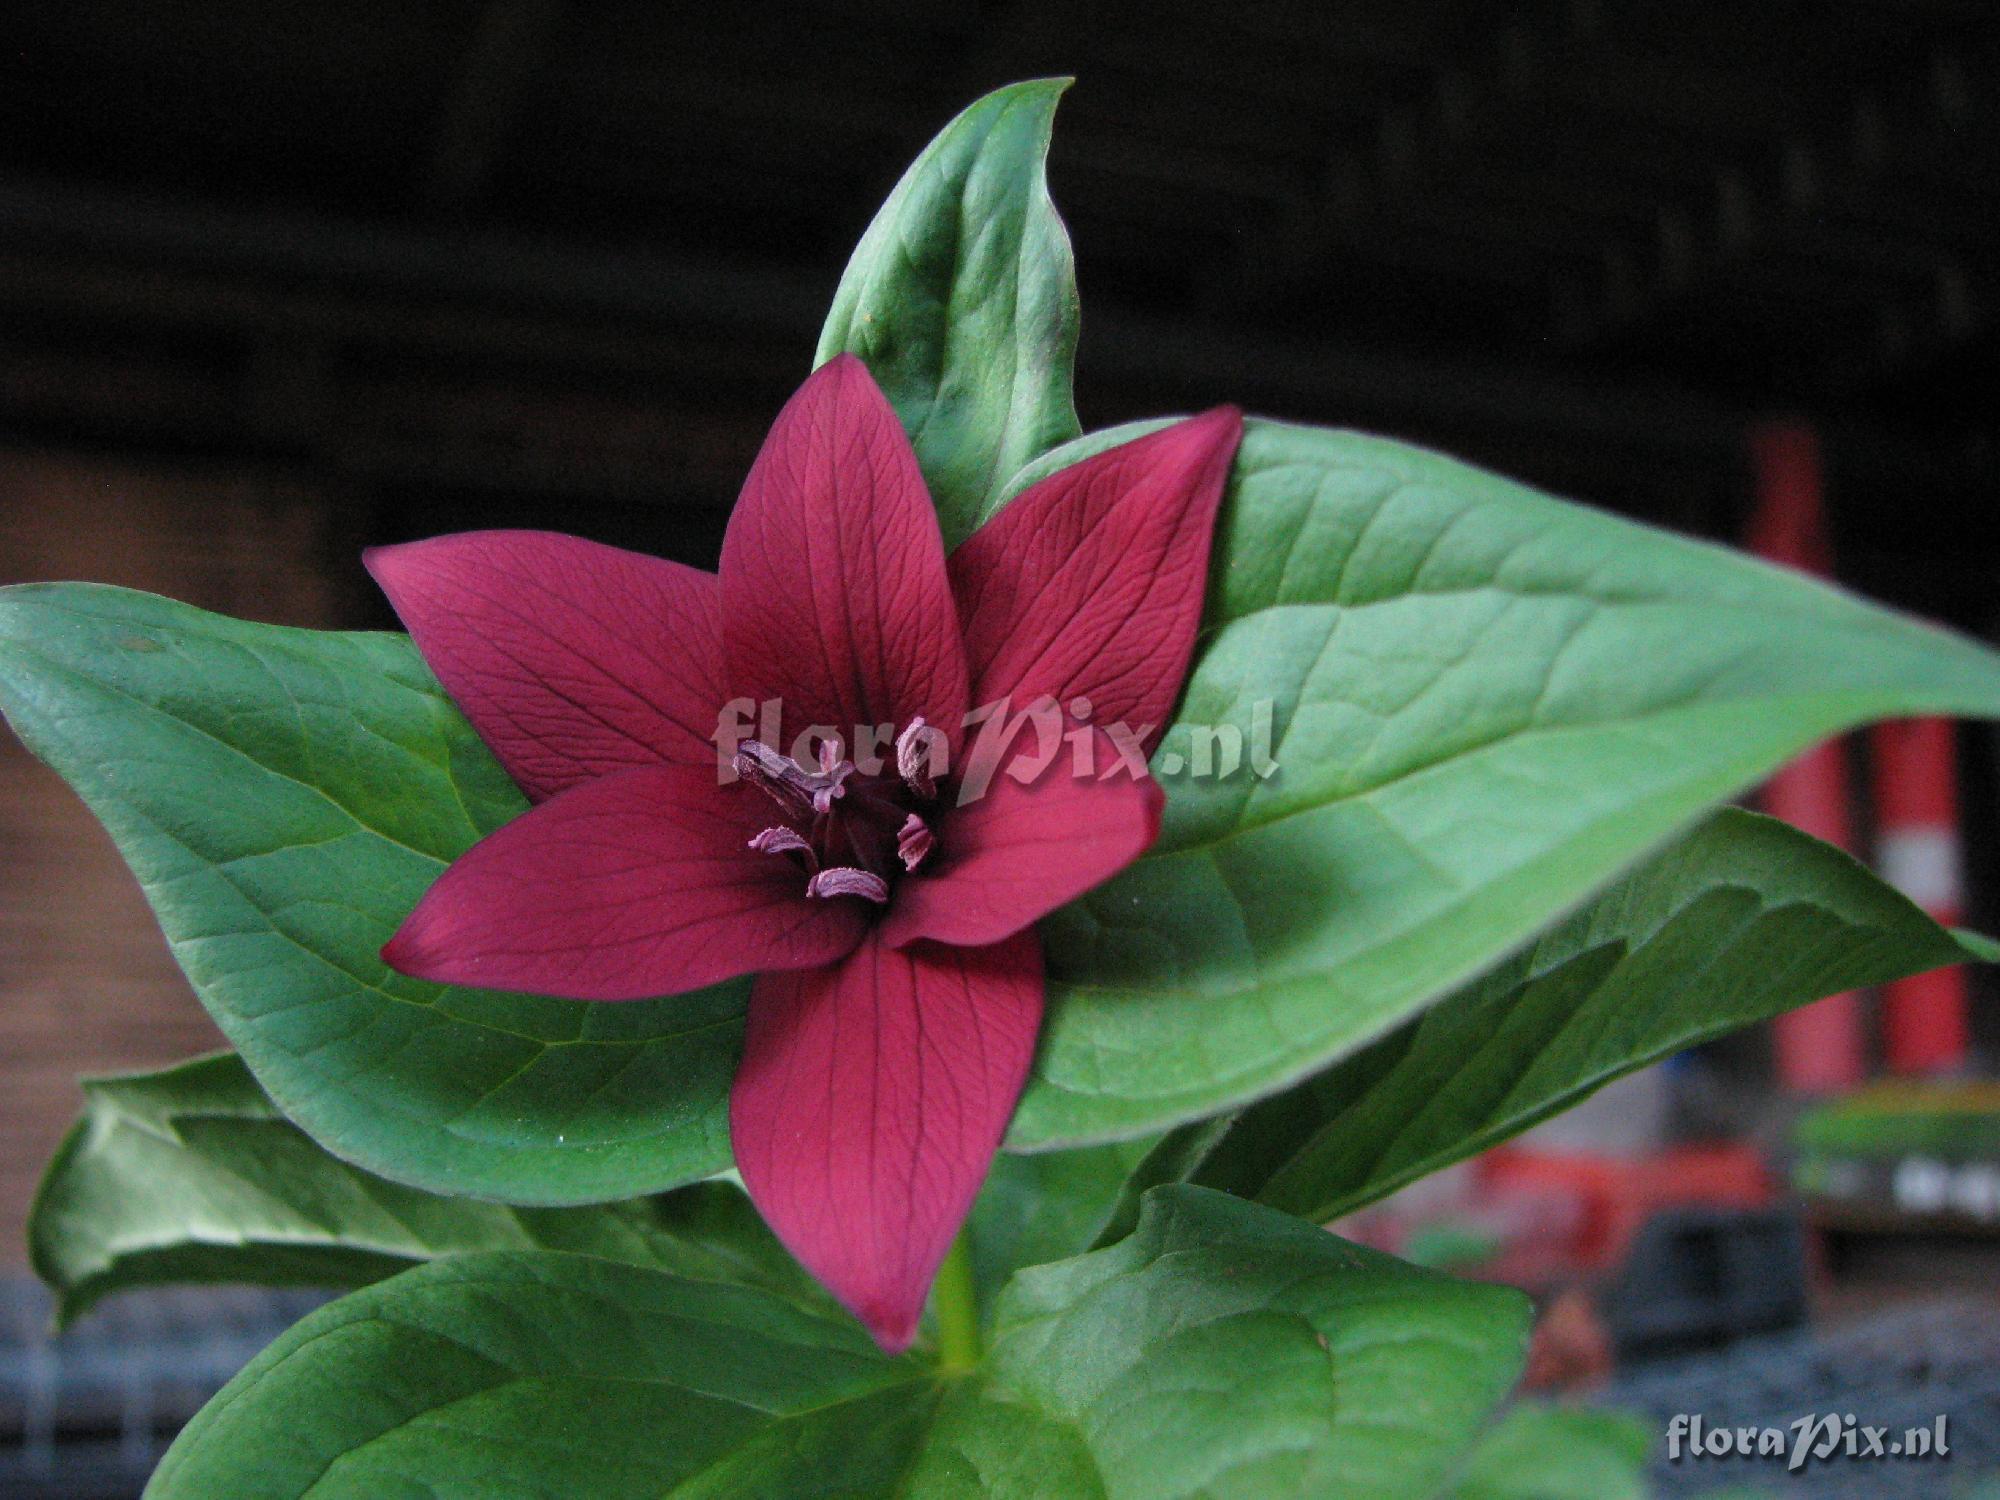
[1749,421,1867,1092]
[1872,717,1971,1074]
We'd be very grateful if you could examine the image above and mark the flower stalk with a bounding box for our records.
[931,1229,982,1374]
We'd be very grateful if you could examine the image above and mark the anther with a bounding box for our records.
[735,742,817,821]
[748,825,816,872]
[896,717,941,799]
[897,813,935,872]
[805,866,890,903]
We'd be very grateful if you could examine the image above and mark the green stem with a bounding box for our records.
[932,1229,982,1373]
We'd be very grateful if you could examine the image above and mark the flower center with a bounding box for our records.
[736,720,942,905]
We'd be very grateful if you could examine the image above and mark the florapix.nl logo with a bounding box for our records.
[711,693,1282,805]
[1667,1413,1951,1474]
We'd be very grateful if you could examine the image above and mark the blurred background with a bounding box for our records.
[3,1,1998,1494]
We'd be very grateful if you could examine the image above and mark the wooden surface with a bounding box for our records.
[0,449,345,1266]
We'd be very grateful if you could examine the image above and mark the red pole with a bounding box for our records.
[1749,422,1867,1092]
[1873,717,1970,1074]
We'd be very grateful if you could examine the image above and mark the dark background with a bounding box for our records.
[3,0,1996,614]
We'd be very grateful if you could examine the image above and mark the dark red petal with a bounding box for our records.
[951,408,1243,753]
[381,765,866,1001]
[881,728,1164,950]
[719,355,969,756]
[366,531,726,803]
[731,929,1042,1353]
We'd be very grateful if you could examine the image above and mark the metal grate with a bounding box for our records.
[0,1278,327,1500]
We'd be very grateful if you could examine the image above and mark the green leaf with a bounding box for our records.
[1090,1115,1238,1252]
[817,78,1082,549]
[1172,810,1991,1222]
[1009,419,2000,1148]
[31,1052,811,1327]
[0,584,745,1204]
[1439,1404,1652,1500]
[1954,926,2000,963]
[926,1187,1532,1500]
[150,1188,1529,1499]
[146,1251,932,1500]
[966,1137,1158,1311]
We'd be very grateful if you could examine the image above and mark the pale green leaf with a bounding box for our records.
[818,79,1081,547]
[31,1052,810,1326]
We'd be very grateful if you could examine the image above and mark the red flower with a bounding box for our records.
[369,356,1241,1350]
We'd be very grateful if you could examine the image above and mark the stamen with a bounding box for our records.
[896,717,940,799]
[805,866,890,903]
[735,741,816,821]
[739,733,937,903]
[897,813,935,872]
[747,825,816,872]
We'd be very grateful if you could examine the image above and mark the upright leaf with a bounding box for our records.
[0,585,745,1204]
[1182,810,1990,1222]
[817,78,1082,547]
[32,1052,809,1325]
[149,1189,1529,1500]
[1008,420,2000,1147]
